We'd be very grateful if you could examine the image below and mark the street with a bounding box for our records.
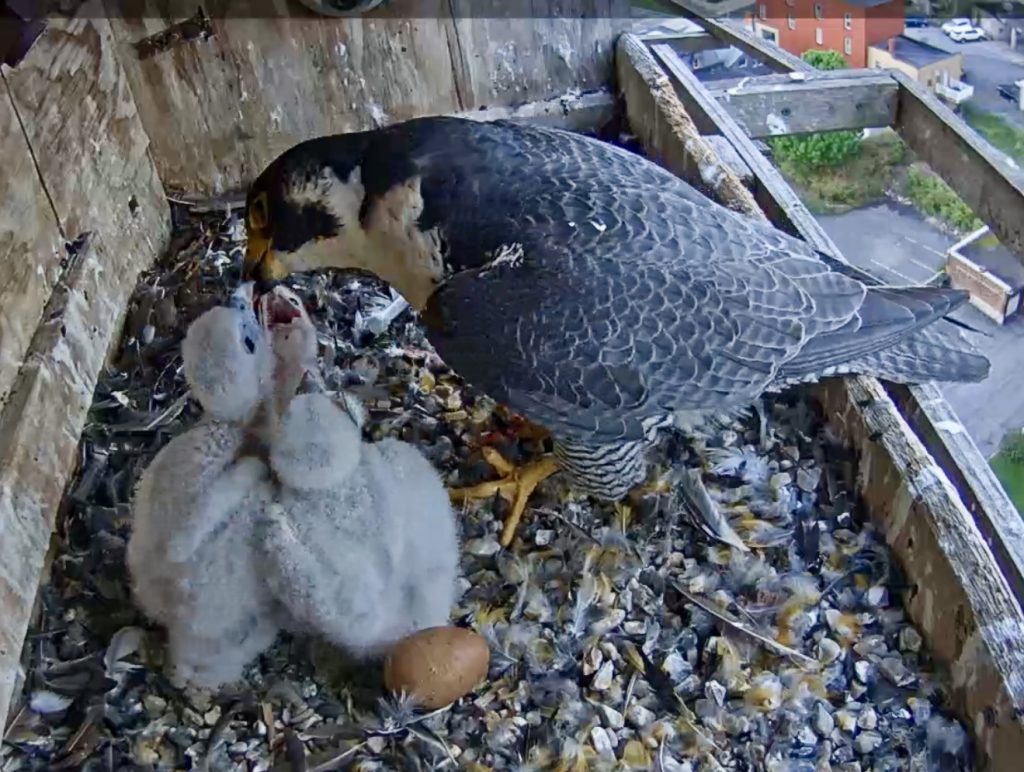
[903,25,1024,127]
[819,203,1023,457]
[818,202,953,285]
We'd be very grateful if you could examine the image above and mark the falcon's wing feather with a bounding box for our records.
[372,119,879,443]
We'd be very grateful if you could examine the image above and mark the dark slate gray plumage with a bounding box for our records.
[370,118,991,451]
[250,116,990,501]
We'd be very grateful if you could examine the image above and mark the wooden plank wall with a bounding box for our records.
[0,0,170,732]
[104,0,632,196]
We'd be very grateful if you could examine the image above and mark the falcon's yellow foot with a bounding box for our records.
[449,447,560,547]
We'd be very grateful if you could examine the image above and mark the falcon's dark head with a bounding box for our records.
[243,133,447,311]
[243,137,369,287]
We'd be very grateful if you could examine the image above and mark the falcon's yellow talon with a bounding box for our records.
[481,446,516,477]
[449,451,560,548]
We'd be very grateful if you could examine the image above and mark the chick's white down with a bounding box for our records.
[255,284,460,655]
[262,389,460,655]
[127,289,281,688]
[128,283,460,688]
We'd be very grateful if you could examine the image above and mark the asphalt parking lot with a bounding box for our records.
[903,25,1024,127]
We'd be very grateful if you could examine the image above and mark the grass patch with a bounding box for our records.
[962,103,1024,165]
[774,130,908,213]
[904,166,984,232]
[991,430,1024,515]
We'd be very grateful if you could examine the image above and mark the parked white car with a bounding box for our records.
[940,18,972,34]
[947,25,987,43]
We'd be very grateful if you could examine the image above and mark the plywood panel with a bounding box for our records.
[0,91,63,412]
[0,0,170,732]
[104,0,631,195]
[105,0,462,195]
[446,0,630,109]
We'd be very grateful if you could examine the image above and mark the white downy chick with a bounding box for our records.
[255,287,459,657]
[127,283,282,689]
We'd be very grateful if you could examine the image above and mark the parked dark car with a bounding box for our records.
[905,16,929,28]
[998,83,1022,103]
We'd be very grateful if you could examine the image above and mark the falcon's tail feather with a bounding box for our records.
[841,332,991,384]
[779,286,990,384]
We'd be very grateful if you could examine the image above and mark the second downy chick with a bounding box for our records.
[255,286,461,657]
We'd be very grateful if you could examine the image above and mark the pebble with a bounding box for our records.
[592,661,614,691]
[797,726,818,746]
[836,709,858,734]
[813,703,835,737]
[796,466,821,492]
[591,726,615,757]
[596,703,625,729]
[143,695,167,715]
[534,529,554,546]
[899,626,923,653]
[854,660,873,684]
[464,537,501,557]
[854,730,883,755]
[661,651,690,682]
[705,680,727,707]
[857,707,878,731]
[627,704,656,729]
[865,585,887,607]
[881,656,916,687]
[817,637,842,664]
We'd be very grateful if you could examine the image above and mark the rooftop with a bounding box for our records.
[975,2,1024,21]
[960,235,1024,290]
[871,35,958,69]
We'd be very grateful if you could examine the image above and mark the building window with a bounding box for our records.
[788,14,796,30]
[815,28,823,45]
[814,3,823,19]
[844,13,852,30]
[760,4,766,19]
[844,37,853,55]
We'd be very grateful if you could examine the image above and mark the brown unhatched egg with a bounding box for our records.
[383,626,490,709]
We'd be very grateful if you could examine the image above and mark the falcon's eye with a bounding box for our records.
[243,336,256,354]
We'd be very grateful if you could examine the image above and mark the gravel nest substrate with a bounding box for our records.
[2,209,973,772]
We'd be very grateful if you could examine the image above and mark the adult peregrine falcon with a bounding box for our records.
[242,116,989,546]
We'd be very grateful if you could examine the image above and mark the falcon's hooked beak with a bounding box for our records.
[243,191,288,286]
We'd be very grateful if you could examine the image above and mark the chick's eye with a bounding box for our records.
[289,297,301,307]
[243,336,256,354]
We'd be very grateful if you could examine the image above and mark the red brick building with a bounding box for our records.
[750,0,905,68]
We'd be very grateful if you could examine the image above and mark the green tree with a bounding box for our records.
[769,50,862,173]
[801,49,847,71]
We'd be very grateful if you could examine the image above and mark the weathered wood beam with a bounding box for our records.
[616,35,761,218]
[650,43,828,240]
[891,71,1024,262]
[665,4,1024,263]
[707,70,899,138]
[635,30,726,53]
[662,0,808,72]
[651,37,1024,604]
[635,39,1024,768]
[661,16,1024,609]
[0,2,170,733]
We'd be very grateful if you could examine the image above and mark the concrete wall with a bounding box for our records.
[946,251,1017,324]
